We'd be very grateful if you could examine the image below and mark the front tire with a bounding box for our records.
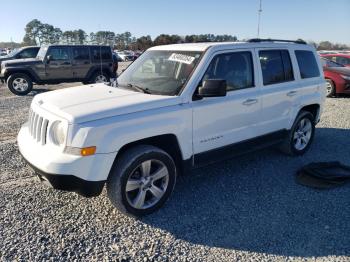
[107,145,177,216]
[325,79,335,97]
[279,111,315,156]
[7,73,33,96]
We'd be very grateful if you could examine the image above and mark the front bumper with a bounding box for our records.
[17,123,117,197]
[0,68,6,79]
[22,155,105,197]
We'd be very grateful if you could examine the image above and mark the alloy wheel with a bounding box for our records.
[326,81,333,96]
[125,159,169,210]
[95,75,107,83]
[293,118,312,151]
[12,78,29,92]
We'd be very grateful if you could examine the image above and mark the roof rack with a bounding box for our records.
[247,38,307,44]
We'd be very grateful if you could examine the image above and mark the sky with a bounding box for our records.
[0,0,349,44]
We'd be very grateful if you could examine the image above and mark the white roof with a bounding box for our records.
[149,41,313,52]
[150,42,243,51]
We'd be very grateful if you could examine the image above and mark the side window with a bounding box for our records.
[281,50,294,81]
[101,47,112,60]
[295,50,320,79]
[72,47,90,60]
[91,46,112,61]
[47,47,69,61]
[18,48,38,59]
[329,56,337,62]
[336,56,350,65]
[203,51,254,91]
[259,50,294,85]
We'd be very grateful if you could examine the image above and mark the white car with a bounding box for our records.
[115,51,135,61]
[18,39,326,216]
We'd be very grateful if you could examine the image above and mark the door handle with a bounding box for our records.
[287,91,297,97]
[242,99,258,106]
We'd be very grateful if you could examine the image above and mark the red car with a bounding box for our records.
[321,53,350,67]
[321,58,350,97]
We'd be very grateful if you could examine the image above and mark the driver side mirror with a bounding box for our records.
[198,79,227,98]
[46,55,52,64]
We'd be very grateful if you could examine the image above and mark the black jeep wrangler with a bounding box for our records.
[0,45,116,95]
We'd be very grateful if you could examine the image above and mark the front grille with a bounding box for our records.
[28,109,49,145]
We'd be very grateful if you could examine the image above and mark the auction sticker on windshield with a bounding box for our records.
[168,53,195,64]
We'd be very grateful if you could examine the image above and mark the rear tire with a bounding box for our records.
[90,71,109,84]
[7,73,33,96]
[279,111,315,156]
[107,145,177,217]
[325,79,335,97]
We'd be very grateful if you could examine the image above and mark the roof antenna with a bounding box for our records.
[257,0,263,38]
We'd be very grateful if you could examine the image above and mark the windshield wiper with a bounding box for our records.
[126,83,151,94]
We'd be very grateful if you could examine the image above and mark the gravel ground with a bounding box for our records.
[0,70,349,261]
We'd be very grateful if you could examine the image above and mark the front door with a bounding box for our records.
[45,47,72,80]
[192,50,261,165]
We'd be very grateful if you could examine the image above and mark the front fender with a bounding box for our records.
[68,103,193,161]
[4,67,41,82]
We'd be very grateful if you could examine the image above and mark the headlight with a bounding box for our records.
[341,75,350,81]
[50,121,66,145]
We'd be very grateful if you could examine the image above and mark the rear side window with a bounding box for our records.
[91,46,112,61]
[259,50,294,85]
[203,51,254,91]
[295,50,320,78]
[72,47,90,60]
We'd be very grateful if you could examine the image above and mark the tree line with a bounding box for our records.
[21,19,239,50]
[308,41,349,51]
[1,19,348,51]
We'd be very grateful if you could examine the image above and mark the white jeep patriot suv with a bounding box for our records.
[18,39,326,216]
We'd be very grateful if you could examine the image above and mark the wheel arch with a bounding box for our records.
[5,68,38,82]
[108,134,185,179]
[299,104,320,123]
[86,66,113,80]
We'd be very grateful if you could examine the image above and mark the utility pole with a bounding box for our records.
[257,0,262,38]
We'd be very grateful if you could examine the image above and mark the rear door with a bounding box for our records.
[45,46,72,80]
[72,46,91,79]
[256,48,299,134]
[90,46,113,71]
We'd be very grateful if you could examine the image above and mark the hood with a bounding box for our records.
[325,66,350,75]
[33,84,182,123]
[0,55,15,63]
[2,58,42,67]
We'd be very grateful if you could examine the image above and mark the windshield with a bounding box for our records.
[36,46,48,60]
[2,48,20,58]
[321,58,344,68]
[117,50,202,96]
